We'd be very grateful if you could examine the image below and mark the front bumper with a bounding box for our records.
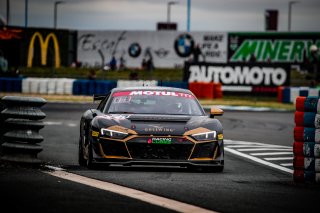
[91,134,224,167]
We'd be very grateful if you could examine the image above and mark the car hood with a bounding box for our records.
[92,114,222,135]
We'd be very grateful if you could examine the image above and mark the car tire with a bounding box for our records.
[86,140,95,169]
[78,136,86,166]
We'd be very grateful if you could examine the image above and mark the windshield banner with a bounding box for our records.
[112,91,195,99]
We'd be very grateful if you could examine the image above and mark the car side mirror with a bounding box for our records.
[90,109,98,117]
[210,107,223,118]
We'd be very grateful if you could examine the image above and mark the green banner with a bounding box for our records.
[228,32,320,63]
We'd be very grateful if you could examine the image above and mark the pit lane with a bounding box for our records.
[35,102,320,213]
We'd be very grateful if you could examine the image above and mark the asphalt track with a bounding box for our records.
[1,102,320,213]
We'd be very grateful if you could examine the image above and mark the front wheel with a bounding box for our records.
[78,136,86,167]
[86,139,95,169]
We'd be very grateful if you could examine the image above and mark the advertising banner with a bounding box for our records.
[184,62,290,87]
[0,27,76,70]
[77,31,228,68]
[24,28,72,68]
[228,32,320,64]
[0,27,23,70]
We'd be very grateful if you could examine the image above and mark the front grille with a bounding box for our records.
[127,137,194,160]
[190,142,217,159]
[100,139,130,158]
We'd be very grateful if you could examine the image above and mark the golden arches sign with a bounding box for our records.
[27,32,61,68]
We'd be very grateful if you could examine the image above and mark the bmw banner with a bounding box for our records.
[77,31,227,68]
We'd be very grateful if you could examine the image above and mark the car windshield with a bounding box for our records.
[105,90,204,115]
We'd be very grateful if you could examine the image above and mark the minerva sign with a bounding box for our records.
[228,32,320,63]
[183,62,290,86]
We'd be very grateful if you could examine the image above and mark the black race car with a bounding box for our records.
[78,86,224,171]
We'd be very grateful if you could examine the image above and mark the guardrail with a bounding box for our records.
[0,96,47,165]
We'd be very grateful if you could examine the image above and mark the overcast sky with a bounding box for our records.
[1,0,320,32]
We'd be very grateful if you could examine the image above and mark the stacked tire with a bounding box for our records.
[293,96,320,183]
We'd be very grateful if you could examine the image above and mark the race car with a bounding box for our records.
[78,86,224,171]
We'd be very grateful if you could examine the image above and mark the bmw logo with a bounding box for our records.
[128,43,141,58]
[174,34,195,57]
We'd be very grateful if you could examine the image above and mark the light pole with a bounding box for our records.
[167,1,178,23]
[288,1,298,31]
[187,0,190,32]
[54,1,64,29]
[25,0,28,27]
[6,0,10,25]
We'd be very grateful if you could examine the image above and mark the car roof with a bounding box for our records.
[110,86,193,94]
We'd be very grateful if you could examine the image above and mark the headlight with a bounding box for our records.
[191,131,217,141]
[100,128,128,139]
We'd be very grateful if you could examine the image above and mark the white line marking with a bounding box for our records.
[44,170,218,213]
[224,139,290,148]
[225,147,293,174]
[250,152,292,156]
[44,121,62,125]
[237,148,292,152]
[44,165,65,171]
[226,145,270,148]
[280,163,293,167]
[264,157,293,161]
[67,123,77,127]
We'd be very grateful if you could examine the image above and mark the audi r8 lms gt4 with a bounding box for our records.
[78,86,224,172]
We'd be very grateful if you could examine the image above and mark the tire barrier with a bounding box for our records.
[0,77,23,93]
[189,82,223,99]
[117,80,158,88]
[22,78,75,95]
[278,86,320,103]
[72,79,117,95]
[0,77,224,99]
[0,96,47,164]
[293,96,320,183]
[159,81,189,89]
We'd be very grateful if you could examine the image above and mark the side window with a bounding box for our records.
[97,94,110,111]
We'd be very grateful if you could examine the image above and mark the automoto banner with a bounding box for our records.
[184,62,290,87]
[77,31,227,68]
[228,32,320,64]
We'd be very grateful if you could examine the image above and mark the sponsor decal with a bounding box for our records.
[184,63,289,86]
[230,39,320,63]
[114,96,132,103]
[91,131,99,137]
[112,91,194,99]
[201,34,226,59]
[145,125,174,133]
[144,127,174,132]
[218,134,223,140]
[174,33,194,57]
[27,32,61,68]
[154,48,169,58]
[97,114,131,120]
[128,42,141,58]
[147,137,172,144]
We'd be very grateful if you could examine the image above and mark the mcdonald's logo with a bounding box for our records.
[27,32,61,68]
